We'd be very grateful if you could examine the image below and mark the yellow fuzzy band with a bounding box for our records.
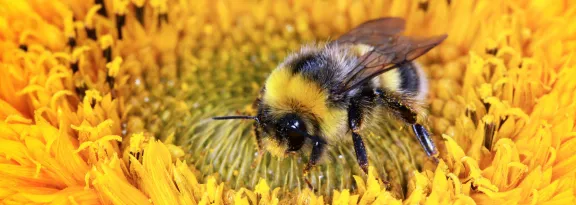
[263,67,346,138]
[262,138,288,158]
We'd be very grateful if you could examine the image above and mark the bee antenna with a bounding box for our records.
[212,115,260,124]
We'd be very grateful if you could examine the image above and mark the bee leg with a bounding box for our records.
[303,136,326,175]
[251,121,266,168]
[253,121,264,152]
[252,97,266,153]
[348,100,369,173]
[304,178,314,191]
[411,124,438,161]
[375,89,439,160]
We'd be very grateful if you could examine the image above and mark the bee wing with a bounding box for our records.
[334,17,406,42]
[331,18,447,94]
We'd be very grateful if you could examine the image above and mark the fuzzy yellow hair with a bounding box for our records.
[263,68,347,141]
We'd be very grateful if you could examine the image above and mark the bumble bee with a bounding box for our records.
[213,17,447,174]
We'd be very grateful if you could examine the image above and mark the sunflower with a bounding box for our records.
[1,0,575,204]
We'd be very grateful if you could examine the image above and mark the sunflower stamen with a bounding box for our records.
[68,37,77,48]
[116,14,126,40]
[19,44,28,51]
[482,116,496,151]
[465,105,479,127]
[158,13,168,28]
[95,0,108,17]
[135,6,145,25]
[86,27,98,40]
[418,0,429,12]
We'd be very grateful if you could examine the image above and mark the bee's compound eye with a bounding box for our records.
[277,114,307,151]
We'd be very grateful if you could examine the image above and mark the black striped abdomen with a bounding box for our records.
[377,61,428,100]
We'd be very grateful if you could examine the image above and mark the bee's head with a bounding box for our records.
[212,110,313,157]
[249,104,315,157]
[272,113,308,152]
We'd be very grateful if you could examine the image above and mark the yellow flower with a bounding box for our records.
[1,0,576,204]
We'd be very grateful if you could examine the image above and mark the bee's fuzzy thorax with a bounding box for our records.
[276,42,373,103]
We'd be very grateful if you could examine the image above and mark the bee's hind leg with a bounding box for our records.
[374,89,439,162]
[348,99,369,174]
[411,124,438,161]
